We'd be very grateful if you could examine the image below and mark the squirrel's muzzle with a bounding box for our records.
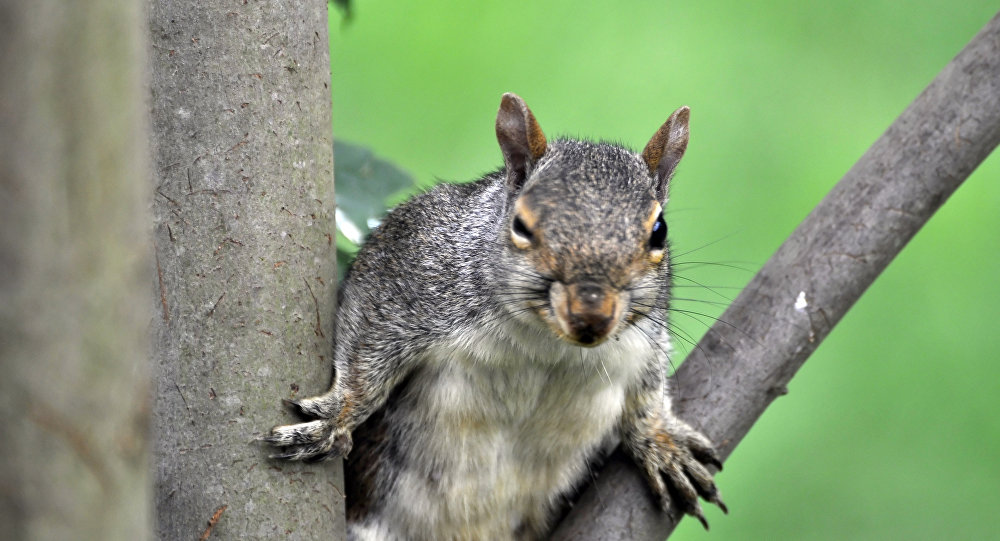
[550,281,622,346]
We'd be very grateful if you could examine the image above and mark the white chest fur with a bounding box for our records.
[367,321,659,540]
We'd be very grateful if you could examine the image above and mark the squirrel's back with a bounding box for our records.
[338,173,504,335]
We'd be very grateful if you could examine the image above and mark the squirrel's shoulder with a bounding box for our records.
[336,170,509,338]
[341,170,506,293]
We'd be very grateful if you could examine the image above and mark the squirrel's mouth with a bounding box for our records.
[548,280,624,347]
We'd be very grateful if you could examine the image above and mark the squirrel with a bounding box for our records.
[264,93,726,540]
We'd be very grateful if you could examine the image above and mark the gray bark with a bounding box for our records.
[148,2,342,539]
[552,11,1000,541]
[0,2,152,540]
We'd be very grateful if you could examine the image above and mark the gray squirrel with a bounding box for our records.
[264,93,726,540]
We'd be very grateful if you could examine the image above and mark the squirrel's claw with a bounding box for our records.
[690,502,709,531]
[281,398,310,419]
[633,424,726,529]
[682,447,727,514]
[268,443,341,462]
[693,445,724,472]
[262,419,328,446]
[263,419,353,461]
[282,394,340,419]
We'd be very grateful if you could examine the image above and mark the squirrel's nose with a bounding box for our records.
[552,281,621,346]
[569,312,615,345]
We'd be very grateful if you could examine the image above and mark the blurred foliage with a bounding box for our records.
[328,0,351,21]
[333,140,417,278]
[329,2,1000,539]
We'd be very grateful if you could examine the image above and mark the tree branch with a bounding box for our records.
[551,11,1000,540]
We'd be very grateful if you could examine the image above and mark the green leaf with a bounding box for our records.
[329,0,352,20]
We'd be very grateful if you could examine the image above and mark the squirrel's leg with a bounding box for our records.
[263,345,416,462]
[619,373,726,529]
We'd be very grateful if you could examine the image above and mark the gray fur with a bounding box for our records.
[264,94,724,539]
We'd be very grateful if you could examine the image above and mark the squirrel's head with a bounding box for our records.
[495,93,689,347]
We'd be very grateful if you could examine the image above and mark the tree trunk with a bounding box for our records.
[0,1,152,539]
[148,2,342,539]
[552,11,1000,540]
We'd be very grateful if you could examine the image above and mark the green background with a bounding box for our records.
[328,2,1000,539]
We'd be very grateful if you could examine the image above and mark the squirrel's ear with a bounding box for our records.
[642,106,689,201]
[496,93,547,191]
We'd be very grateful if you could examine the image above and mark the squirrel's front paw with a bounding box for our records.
[632,423,726,529]
[261,391,353,461]
[262,418,353,462]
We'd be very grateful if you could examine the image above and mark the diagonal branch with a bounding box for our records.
[551,11,1000,541]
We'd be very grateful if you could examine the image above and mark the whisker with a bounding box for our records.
[670,232,741,259]
[599,360,612,386]
[668,274,737,303]
[671,260,754,273]
[625,317,673,365]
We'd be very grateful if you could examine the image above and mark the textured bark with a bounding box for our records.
[0,2,152,540]
[552,12,1000,541]
[148,2,342,539]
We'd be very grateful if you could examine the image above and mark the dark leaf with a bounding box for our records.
[334,140,417,277]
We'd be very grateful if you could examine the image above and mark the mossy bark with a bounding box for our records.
[0,1,152,539]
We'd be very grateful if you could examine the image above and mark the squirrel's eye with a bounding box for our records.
[511,215,534,248]
[649,212,667,251]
